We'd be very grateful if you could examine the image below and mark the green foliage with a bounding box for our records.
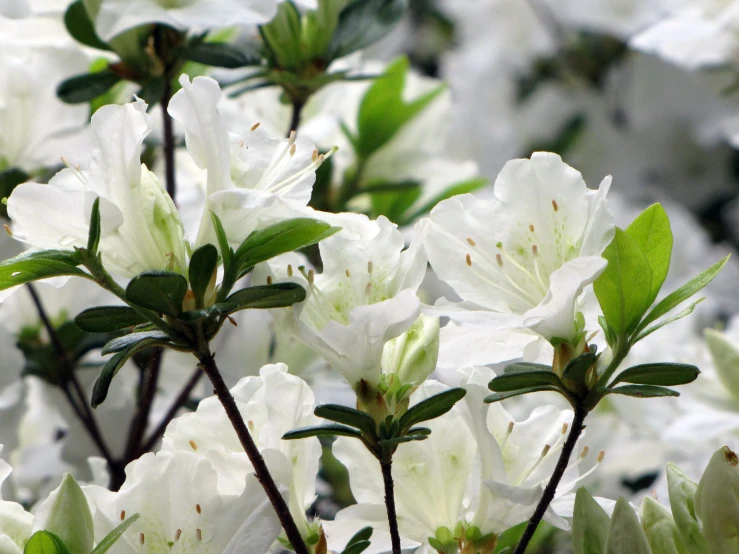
[327,0,406,60]
[90,514,140,554]
[24,532,72,554]
[666,464,710,554]
[188,244,218,309]
[605,498,652,554]
[604,385,680,399]
[572,488,609,554]
[57,71,122,104]
[341,527,373,554]
[64,1,111,51]
[40,474,94,554]
[180,41,261,68]
[488,370,564,392]
[75,306,148,333]
[86,198,101,255]
[225,283,306,311]
[396,387,466,431]
[0,250,85,290]
[125,271,188,317]
[625,204,673,308]
[283,423,364,440]
[611,363,699,387]
[314,404,377,437]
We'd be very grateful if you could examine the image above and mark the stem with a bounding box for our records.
[197,349,310,554]
[287,98,304,139]
[160,77,176,201]
[381,458,402,554]
[513,406,587,554]
[138,366,202,455]
[122,348,163,465]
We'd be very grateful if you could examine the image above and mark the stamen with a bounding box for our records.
[288,130,296,144]
[175,529,182,542]
[466,254,472,266]
[250,122,260,131]
[120,510,126,521]
[552,199,559,211]
[496,254,503,266]
[365,282,372,296]
[139,533,145,546]
[597,450,605,463]
[248,420,255,432]
[579,446,589,459]
[196,504,201,514]
[467,237,476,246]
[345,269,351,278]
[196,529,202,541]
[239,139,245,148]
[3,224,10,236]
[308,269,314,284]
[532,245,538,256]
[518,443,551,483]
[561,423,568,435]
[367,261,373,274]
[189,439,198,450]
[529,224,535,232]
[500,421,515,449]
[312,149,318,162]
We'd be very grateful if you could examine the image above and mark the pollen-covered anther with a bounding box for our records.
[496,253,503,267]
[287,264,293,277]
[507,421,515,434]
[367,261,373,274]
[175,529,182,542]
[250,122,260,131]
[189,439,198,450]
[120,510,126,521]
[561,423,568,435]
[196,529,202,541]
[597,450,605,463]
[466,253,472,266]
[466,237,476,246]
[266,275,273,285]
[365,282,372,296]
[552,199,559,212]
[139,533,145,545]
[579,446,589,459]
[290,143,297,156]
[196,503,201,514]
[60,155,70,167]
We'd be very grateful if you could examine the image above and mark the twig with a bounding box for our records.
[160,77,177,201]
[122,347,163,464]
[287,98,304,139]
[381,457,402,554]
[197,349,310,554]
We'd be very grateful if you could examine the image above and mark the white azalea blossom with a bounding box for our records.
[161,364,321,542]
[90,0,277,42]
[420,152,615,344]
[7,98,187,279]
[258,215,427,390]
[0,450,32,554]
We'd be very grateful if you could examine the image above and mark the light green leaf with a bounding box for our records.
[625,203,673,307]
[23,532,72,554]
[605,497,651,554]
[634,299,704,343]
[0,249,86,290]
[91,514,140,554]
[594,228,653,336]
[572,488,610,554]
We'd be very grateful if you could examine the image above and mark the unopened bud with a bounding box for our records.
[381,314,440,387]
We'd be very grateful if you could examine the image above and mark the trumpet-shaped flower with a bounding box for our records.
[161,364,321,542]
[85,450,281,554]
[257,215,427,390]
[7,98,187,279]
[420,152,614,344]
[168,75,329,250]
[0,451,32,554]
[90,0,278,42]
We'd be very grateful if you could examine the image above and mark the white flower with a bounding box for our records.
[258,215,427,389]
[420,152,614,344]
[162,363,320,541]
[85,450,281,554]
[631,0,739,70]
[90,0,278,42]
[0,448,32,554]
[168,75,328,249]
[7,98,187,279]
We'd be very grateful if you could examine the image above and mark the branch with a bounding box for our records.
[160,77,177,201]
[381,458,402,554]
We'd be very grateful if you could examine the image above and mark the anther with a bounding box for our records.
[561,423,568,435]
[196,503,201,514]
[266,276,273,285]
[345,269,351,278]
[120,510,125,521]
[580,446,589,458]
[239,140,245,148]
[529,224,535,232]
[196,529,202,541]
[466,237,476,246]
[250,122,260,131]
[288,130,296,144]
[597,450,605,463]
[139,533,145,545]
[189,439,198,450]
[367,261,373,274]
[365,282,372,296]
[287,265,293,277]
[290,144,296,155]
[466,253,472,266]
[175,529,182,542]
[552,199,559,211]
[507,421,515,434]
[541,444,551,457]
[248,420,255,432]
[532,245,538,256]
[496,253,503,266]
[308,269,314,284]
[312,149,318,162]
[3,224,10,236]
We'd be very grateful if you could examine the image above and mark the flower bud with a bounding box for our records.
[640,496,685,554]
[382,314,440,387]
[695,446,739,554]
[139,168,186,275]
[704,329,739,404]
[33,474,94,554]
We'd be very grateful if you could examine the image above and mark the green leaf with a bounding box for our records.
[75,306,148,333]
[594,228,653,336]
[87,197,101,254]
[314,404,377,437]
[634,299,704,343]
[259,2,302,71]
[484,386,563,403]
[64,1,111,51]
[563,352,598,383]
[605,497,652,554]
[666,463,710,554]
[91,514,140,554]
[101,330,170,355]
[397,387,466,431]
[488,371,563,393]
[57,71,121,104]
[625,203,673,308]
[605,385,679,399]
[0,168,29,218]
[345,527,373,549]
[234,218,340,275]
[135,77,165,106]
[0,249,85,290]
[599,315,617,348]
[180,42,261,68]
[378,434,428,447]
[368,180,421,223]
[211,212,236,299]
[225,283,306,311]
[355,57,444,160]
[23,531,72,554]
[572,488,610,554]
[611,363,699,387]
[503,362,553,374]
[342,542,371,554]
[282,424,364,440]
[327,0,405,60]
[126,271,188,317]
[93,335,169,407]
[637,255,730,333]
[189,244,218,309]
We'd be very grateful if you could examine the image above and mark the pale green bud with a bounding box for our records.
[381,314,439,387]
[640,496,688,554]
[704,329,739,404]
[33,474,94,554]
[695,446,739,554]
[665,463,709,554]
[604,497,651,554]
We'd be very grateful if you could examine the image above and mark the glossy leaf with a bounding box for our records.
[181,42,261,68]
[225,283,306,311]
[126,271,188,317]
[91,514,140,554]
[485,386,566,403]
[189,244,218,309]
[101,330,170,355]
[75,306,148,333]
[314,404,376,437]
[489,371,563,393]
[328,0,405,60]
[64,0,111,51]
[605,385,679,399]
[611,363,699,387]
[57,71,121,104]
[282,424,364,441]
[397,387,466,431]
[0,249,85,290]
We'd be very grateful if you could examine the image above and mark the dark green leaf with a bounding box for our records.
[328,0,405,60]
[87,197,101,254]
[211,212,236,299]
[625,203,673,308]
[398,387,466,431]
[503,362,553,374]
[189,244,218,309]
[101,330,170,355]
[75,306,148,333]
[406,427,431,436]
[611,363,699,387]
[181,42,261,68]
[368,181,421,223]
[90,514,140,554]
[57,71,121,104]
[605,385,679,399]
[484,386,563,403]
[126,271,188,317]
[93,336,168,407]
[637,255,730,333]
[572,488,610,554]
[345,527,373,548]
[282,424,364,440]
[0,249,85,290]
[563,352,598,383]
[136,77,165,106]
[234,218,340,274]
[594,228,653,336]
[225,283,306,311]
[489,371,563,393]
[23,531,72,554]
[0,168,29,218]
[64,1,111,51]
[342,541,371,554]
[314,404,376,437]
[378,434,428,447]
